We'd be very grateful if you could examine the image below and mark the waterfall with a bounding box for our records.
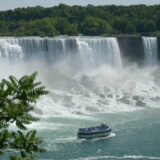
[0,36,122,69]
[0,37,75,62]
[76,37,122,69]
[1,36,160,117]
[0,38,24,61]
[142,37,158,66]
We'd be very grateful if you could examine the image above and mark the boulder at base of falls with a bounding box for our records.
[85,106,99,112]
[135,99,146,107]
[118,96,130,105]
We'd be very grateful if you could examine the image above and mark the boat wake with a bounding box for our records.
[44,132,116,146]
[48,137,77,144]
[71,155,160,160]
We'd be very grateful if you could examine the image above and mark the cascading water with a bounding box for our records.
[0,38,24,61]
[76,37,122,70]
[142,37,158,66]
[0,36,160,118]
[0,37,122,69]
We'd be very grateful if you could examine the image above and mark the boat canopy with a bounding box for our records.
[78,124,110,133]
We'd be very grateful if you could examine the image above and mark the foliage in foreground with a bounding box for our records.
[0,72,48,160]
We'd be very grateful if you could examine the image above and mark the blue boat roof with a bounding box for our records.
[79,124,110,132]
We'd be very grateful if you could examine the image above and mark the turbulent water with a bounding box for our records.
[1,36,160,160]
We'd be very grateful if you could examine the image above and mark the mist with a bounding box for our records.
[0,36,160,119]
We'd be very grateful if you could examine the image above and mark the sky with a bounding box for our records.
[0,0,160,11]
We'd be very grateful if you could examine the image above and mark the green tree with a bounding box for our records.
[113,17,128,33]
[0,21,5,31]
[80,17,112,36]
[55,18,70,35]
[66,23,79,36]
[125,23,136,34]
[135,19,146,33]
[0,4,160,36]
[0,72,48,160]
[143,19,157,32]
[156,14,160,30]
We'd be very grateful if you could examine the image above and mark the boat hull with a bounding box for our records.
[78,131,111,139]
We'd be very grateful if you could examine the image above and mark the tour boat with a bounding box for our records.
[77,123,111,139]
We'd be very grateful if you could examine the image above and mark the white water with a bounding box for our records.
[71,155,160,160]
[142,37,158,66]
[76,37,122,70]
[0,36,159,119]
[0,39,24,61]
[0,37,122,69]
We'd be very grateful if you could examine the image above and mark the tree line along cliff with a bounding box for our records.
[0,4,160,37]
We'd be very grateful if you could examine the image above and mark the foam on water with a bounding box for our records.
[43,132,116,147]
[30,64,160,119]
[71,155,160,160]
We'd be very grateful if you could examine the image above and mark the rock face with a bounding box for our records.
[158,38,160,61]
[117,37,144,65]
[118,36,160,66]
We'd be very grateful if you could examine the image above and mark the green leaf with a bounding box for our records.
[0,72,48,159]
